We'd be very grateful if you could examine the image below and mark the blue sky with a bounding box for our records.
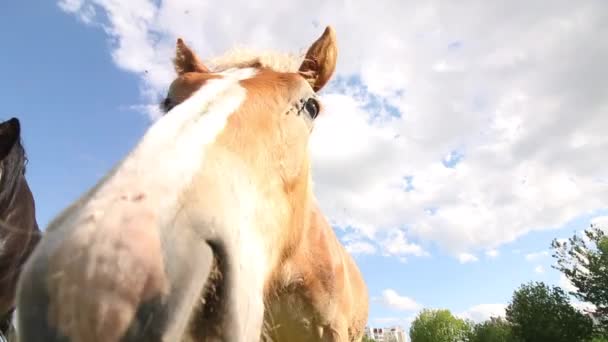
[3,0,608,335]
[1,2,149,228]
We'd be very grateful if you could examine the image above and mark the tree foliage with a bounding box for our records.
[409,308,473,342]
[469,317,515,342]
[505,281,593,342]
[552,224,608,333]
[362,335,376,342]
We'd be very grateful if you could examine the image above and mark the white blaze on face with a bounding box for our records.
[45,66,273,340]
[73,67,257,224]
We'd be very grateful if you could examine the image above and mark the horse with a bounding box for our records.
[0,118,41,341]
[16,26,369,342]
[160,36,369,342]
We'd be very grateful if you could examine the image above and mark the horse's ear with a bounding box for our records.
[0,118,20,161]
[298,26,338,92]
[174,38,210,75]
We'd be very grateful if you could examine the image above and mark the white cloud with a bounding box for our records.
[485,249,499,258]
[591,215,608,230]
[58,0,97,24]
[340,233,377,255]
[558,275,597,314]
[457,304,506,323]
[344,241,376,255]
[58,0,608,260]
[559,274,578,293]
[534,265,545,274]
[458,253,479,264]
[380,289,422,312]
[525,250,549,262]
[571,299,597,314]
[341,229,427,259]
[380,230,429,258]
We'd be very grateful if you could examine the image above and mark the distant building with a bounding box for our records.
[364,325,407,342]
[386,326,407,342]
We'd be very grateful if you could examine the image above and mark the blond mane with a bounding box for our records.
[206,46,305,73]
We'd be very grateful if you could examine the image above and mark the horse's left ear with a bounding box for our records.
[174,38,210,75]
[0,118,20,161]
[298,26,338,92]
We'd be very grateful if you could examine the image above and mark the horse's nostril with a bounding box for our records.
[120,193,146,202]
[133,193,146,202]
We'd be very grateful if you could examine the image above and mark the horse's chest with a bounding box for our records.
[263,291,319,342]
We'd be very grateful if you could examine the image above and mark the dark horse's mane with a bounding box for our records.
[0,138,27,216]
[0,135,32,337]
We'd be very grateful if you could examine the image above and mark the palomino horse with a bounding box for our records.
[0,118,40,340]
[161,35,369,342]
[16,26,368,341]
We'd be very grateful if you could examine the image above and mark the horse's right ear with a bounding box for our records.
[174,38,210,75]
[0,118,20,161]
[298,26,338,92]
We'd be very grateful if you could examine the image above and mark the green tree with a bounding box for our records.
[362,335,376,342]
[470,317,516,342]
[409,308,473,342]
[552,224,608,333]
[505,281,593,342]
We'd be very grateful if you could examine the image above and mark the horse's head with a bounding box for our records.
[0,118,40,325]
[0,118,39,236]
[17,27,338,341]
[161,26,336,114]
[159,26,337,205]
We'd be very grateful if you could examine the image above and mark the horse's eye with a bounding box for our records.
[304,98,320,119]
[162,97,175,113]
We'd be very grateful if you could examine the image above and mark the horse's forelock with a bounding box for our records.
[160,48,304,115]
[207,47,304,73]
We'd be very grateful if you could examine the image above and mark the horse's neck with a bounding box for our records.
[0,179,35,238]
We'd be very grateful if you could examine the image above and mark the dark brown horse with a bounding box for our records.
[0,118,40,339]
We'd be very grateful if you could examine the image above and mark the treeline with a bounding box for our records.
[406,223,608,342]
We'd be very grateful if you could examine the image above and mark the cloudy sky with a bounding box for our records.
[3,0,607,334]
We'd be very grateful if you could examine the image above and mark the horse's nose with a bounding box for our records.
[17,194,173,342]
[17,187,221,342]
